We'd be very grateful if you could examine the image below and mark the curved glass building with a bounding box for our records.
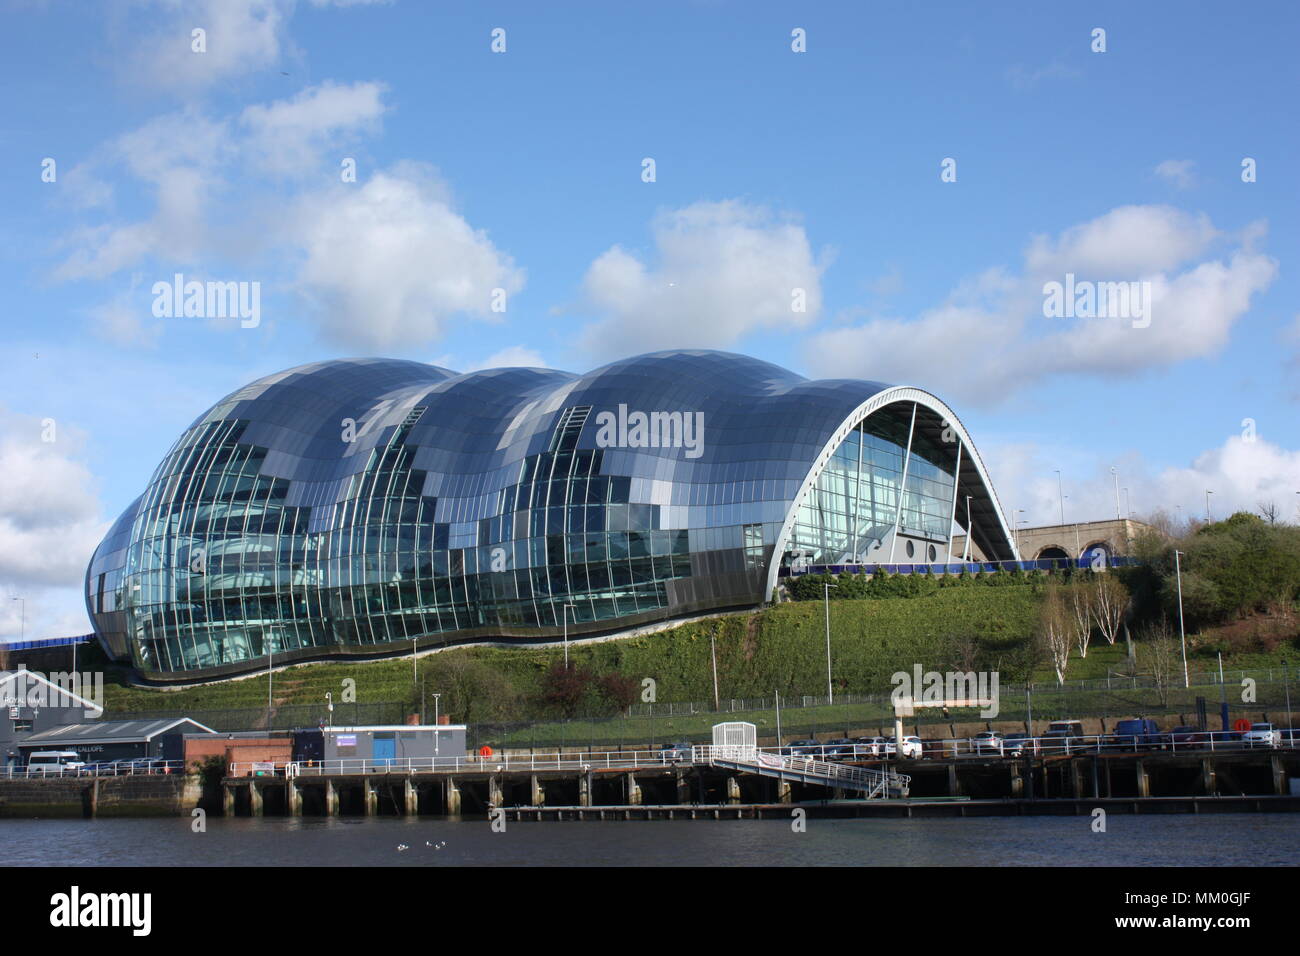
[86,350,1018,681]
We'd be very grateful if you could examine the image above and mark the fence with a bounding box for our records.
[101,667,1300,749]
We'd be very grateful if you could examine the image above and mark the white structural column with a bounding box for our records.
[944,442,964,562]
[886,403,919,564]
[851,423,864,562]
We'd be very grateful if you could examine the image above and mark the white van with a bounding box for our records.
[26,751,86,775]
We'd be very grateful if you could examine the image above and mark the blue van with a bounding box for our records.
[1108,719,1165,751]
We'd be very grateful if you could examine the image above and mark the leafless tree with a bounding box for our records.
[1140,618,1179,707]
[1258,501,1279,525]
[1068,579,1094,659]
[1092,573,1129,646]
[1037,583,1072,685]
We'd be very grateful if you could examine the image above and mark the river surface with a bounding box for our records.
[4,813,1298,866]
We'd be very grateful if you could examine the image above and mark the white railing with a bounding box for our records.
[922,728,1296,758]
[223,729,1298,778]
[235,748,703,778]
[692,745,910,796]
[4,759,186,778]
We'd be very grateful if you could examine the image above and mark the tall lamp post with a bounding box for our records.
[432,692,442,757]
[266,643,274,730]
[1205,489,1213,523]
[1174,550,1189,688]
[709,632,720,711]
[562,603,577,668]
[1111,467,1121,520]
[1055,470,1066,527]
[1282,661,1293,744]
[823,581,837,704]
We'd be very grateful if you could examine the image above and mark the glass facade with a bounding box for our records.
[788,408,958,565]
[86,350,1012,681]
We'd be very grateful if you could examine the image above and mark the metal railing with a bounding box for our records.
[919,729,1298,758]
[4,759,186,778]
[693,744,909,797]
[780,557,1140,577]
[238,748,703,778]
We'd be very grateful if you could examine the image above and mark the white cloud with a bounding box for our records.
[0,409,108,596]
[805,206,1276,404]
[54,109,234,280]
[289,163,525,349]
[87,295,163,349]
[125,0,289,95]
[466,346,549,371]
[52,83,518,351]
[1154,159,1197,190]
[980,433,1300,540]
[239,80,388,176]
[1024,205,1217,278]
[577,200,825,358]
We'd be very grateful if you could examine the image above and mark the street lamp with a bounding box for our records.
[1205,489,1213,523]
[1174,550,1189,688]
[823,581,837,704]
[432,692,442,757]
[562,603,577,668]
[1055,470,1066,527]
[324,692,334,734]
[709,631,720,711]
[1283,660,1293,744]
[1111,467,1121,521]
[266,641,274,730]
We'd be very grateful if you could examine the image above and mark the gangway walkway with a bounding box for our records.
[693,745,909,799]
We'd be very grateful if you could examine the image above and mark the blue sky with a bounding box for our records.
[2,0,1298,639]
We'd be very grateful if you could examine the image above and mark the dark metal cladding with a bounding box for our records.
[85,349,1015,681]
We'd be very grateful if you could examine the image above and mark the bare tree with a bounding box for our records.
[1092,573,1129,646]
[1258,501,1279,526]
[1140,618,1179,707]
[1067,579,1094,659]
[1037,583,1072,685]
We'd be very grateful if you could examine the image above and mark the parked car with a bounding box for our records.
[895,736,924,759]
[854,736,881,757]
[79,759,125,775]
[970,731,1005,756]
[25,751,86,775]
[873,736,896,757]
[1107,718,1166,751]
[822,738,861,760]
[785,739,823,759]
[123,757,170,774]
[1042,720,1090,753]
[1168,726,1208,749]
[1243,723,1281,749]
[658,742,692,762]
[1002,733,1037,757]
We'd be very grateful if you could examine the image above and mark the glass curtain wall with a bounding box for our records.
[787,407,957,565]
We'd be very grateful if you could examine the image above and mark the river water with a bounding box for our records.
[5,813,1298,866]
